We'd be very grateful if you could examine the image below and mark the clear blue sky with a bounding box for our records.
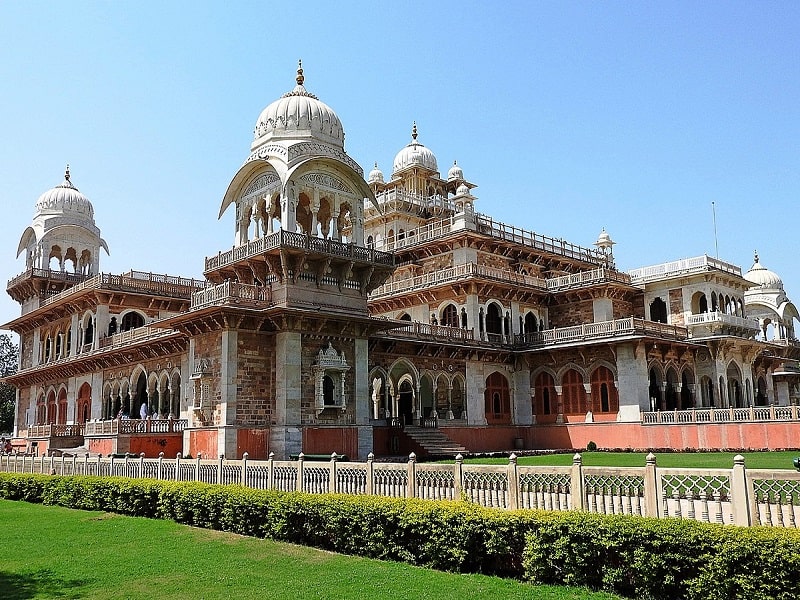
[1,2,798,330]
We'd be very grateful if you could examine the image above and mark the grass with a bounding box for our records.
[0,500,623,600]
[453,450,800,469]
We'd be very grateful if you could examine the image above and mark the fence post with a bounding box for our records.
[83,453,89,476]
[297,453,305,492]
[139,452,145,478]
[507,454,519,510]
[643,452,660,517]
[366,452,374,495]
[330,452,338,493]
[407,453,417,498]
[218,454,224,484]
[175,452,182,481]
[242,452,250,487]
[571,453,585,511]
[730,454,752,526]
[60,454,66,475]
[97,454,102,476]
[72,454,77,475]
[195,454,202,482]
[158,452,164,480]
[454,454,463,500]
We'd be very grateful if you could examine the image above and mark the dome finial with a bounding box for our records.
[296,59,304,86]
[411,121,418,142]
[754,250,759,263]
[65,164,71,182]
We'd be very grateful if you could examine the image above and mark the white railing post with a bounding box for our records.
[407,453,417,498]
[139,452,145,478]
[644,452,661,517]
[297,453,305,492]
[218,454,224,484]
[571,453,585,511]
[242,452,249,487]
[366,452,374,495]
[454,454,463,499]
[731,454,752,526]
[507,454,519,510]
[175,452,182,481]
[157,452,164,480]
[195,454,202,482]
[329,452,338,493]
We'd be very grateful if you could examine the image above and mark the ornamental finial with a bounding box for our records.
[296,59,304,86]
[754,250,759,263]
[411,121,418,142]
[65,164,70,181]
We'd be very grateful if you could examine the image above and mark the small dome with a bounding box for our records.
[595,228,614,247]
[35,166,94,218]
[368,162,384,184]
[745,252,783,289]
[253,61,344,148]
[392,122,438,174]
[456,182,470,196]
[447,160,464,181]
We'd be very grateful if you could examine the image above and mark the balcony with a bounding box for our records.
[515,317,688,348]
[191,281,272,310]
[685,311,760,337]
[629,255,742,285]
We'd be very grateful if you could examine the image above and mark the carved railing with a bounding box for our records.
[383,321,475,342]
[98,326,174,349]
[2,453,794,528]
[7,268,87,290]
[191,281,272,310]
[26,424,84,438]
[83,419,187,436]
[205,230,394,272]
[686,311,760,331]
[629,255,742,284]
[515,317,688,347]
[545,267,631,291]
[642,405,800,424]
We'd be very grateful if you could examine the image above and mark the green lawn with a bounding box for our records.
[454,450,800,469]
[0,500,623,600]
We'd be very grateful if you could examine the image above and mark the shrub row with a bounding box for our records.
[2,473,800,599]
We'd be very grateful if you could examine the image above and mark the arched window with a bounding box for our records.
[650,298,668,323]
[121,312,145,332]
[681,371,694,408]
[441,304,459,327]
[486,303,503,340]
[534,372,556,415]
[524,312,538,334]
[561,369,587,414]
[590,367,618,413]
[484,371,511,424]
[323,375,335,406]
[649,369,662,411]
[460,308,468,328]
[398,312,412,321]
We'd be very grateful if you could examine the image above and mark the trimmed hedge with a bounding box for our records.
[2,473,800,599]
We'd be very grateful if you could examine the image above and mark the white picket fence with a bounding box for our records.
[2,452,799,528]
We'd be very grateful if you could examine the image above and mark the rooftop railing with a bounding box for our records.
[686,311,760,331]
[628,255,742,284]
[515,317,688,347]
[191,281,273,310]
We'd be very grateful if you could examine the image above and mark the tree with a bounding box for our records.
[0,334,18,434]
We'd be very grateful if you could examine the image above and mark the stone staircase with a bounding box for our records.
[403,426,468,457]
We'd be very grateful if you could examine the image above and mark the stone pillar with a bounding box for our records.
[94,305,110,349]
[616,342,649,421]
[271,330,302,458]
[69,314,79,357]
[512,369,532,425]
[353,338,370,427]
[218,330,239,458]
[774,379,790,406]
[464,361,488,425]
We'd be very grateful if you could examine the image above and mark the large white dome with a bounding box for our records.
[253,62,344,149]
[35,167,94,218]
[392,123,438,175]
[745,252,783,290]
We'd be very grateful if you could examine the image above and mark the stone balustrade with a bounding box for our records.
[642,405,800,424]
[628,254,742,284]
[2,452,797,528]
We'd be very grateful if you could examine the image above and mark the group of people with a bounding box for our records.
[115,404,161,420]
[0,437,14,454]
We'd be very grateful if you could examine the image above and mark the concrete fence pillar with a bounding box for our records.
[175,452,182,481]
[297,453,305,492]
[643,452,660,517]
[242,452,250,487]
[730,454,752,526]
[329,452,338,493]
[407,453,417,498]
[507,454,519,510]
[218,454,224,484]
[158,452,164,480]
[571,453,585,511]
[454,454,463,499]
[366,452,374,495]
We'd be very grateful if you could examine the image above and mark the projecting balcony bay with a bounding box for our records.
[686,311,760,331]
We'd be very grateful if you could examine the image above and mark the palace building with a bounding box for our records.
[5,63,800,460]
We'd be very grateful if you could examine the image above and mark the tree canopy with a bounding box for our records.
[0,333,18,434]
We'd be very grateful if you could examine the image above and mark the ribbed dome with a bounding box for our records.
[368,162,384,184]
[253,61,344,148]
[745,252,783,289]
[447,160,463,181]
[392,123,438,174]
[456,182,470,196]
[35,167,94,218]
